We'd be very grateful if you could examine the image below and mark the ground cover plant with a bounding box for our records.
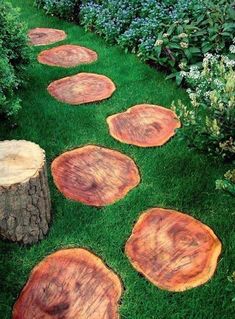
[0,1,31,118]
[0,0,235,319]
[35,0,235,82]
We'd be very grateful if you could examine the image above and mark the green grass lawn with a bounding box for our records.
[0,1,235,318]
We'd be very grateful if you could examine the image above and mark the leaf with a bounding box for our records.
[176,72,183,86]
[202,42,213,53]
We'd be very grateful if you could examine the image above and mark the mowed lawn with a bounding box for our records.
[0,0,235,318]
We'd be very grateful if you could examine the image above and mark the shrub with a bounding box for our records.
[0,1,31,118]
[79,0,235,81]
[35,0,235,79]
[35,0,81,21]
[216,169,235,196]
[172,53,235,160]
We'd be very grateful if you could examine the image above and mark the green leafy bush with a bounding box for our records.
[216,169,235,196]
[172,53,235,160]
[35,0,81,21]
[79,0,235,81]
[35,0,235,80]
[0,1,31,118]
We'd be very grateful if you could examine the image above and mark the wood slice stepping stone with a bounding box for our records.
[51,145,140,206]
[38,44,98,68]
[48,73,116,105]
[125,208,222,292]
[0,140,51,244]
[28,28,67,46]
[107,104,181,147]
[12,248,122,319]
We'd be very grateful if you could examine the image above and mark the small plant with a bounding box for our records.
[216,169,235,196]
[172,53,235,160]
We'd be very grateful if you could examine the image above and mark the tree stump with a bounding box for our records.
[38,45,98,68]
[107,104,181,147]
[125,208,222,292]
[0,140,51,244]
[51,145,140,207]
[13,248,122,319]
[47,73,116,105]
[28,28,67,46]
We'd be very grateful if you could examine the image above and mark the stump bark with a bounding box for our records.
[0,140,51,244]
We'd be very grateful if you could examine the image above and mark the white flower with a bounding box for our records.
[180,41,188,49]
[155,39,163,46]
[229,45,235,54]
[179,62,187,70]
[163,33,169,38]
[223,56,235,68]
[178,33,188,39]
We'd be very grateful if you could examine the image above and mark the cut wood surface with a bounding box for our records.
[107,104,181,147]
[28,28,67,46]
[0,140,51,244]
[125,208,222,292]
[47,73,116,105]
[13,248,122,319]
[51,145,140,206]
[38,44,98,67]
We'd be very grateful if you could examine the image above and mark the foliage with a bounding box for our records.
[79,0,235,80]
[34,0,235,78]
[1,2,235,319]
[172,53,235,160]
[0,1,31,117]
[216,169,235,196]
[35,0,81,20]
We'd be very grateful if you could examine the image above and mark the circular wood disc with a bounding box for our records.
[12,248,122,319]
[0,140,45,187]
[28,28,67,46]
[38,45,98,68]
[48,73,116,105]
[125,208,222,292]
[51,145,140,206]
[107,104,181,147]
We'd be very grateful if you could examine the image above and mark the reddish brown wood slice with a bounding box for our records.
[28,28,67,46]
[125,208,222,292]
[107,104,181,147]
[48,73,116,105]
[13,248,122,319]
[38,45,98,67]
[51,145,140,206]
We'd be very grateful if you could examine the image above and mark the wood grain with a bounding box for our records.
[107,104,181,147]
[12,248,122,319]
[0,140,44,186]
[125,208,222,292]
[47,73,116,105]
[38,45,98,68]
[28,28,67,46]
[51,145,140,206]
